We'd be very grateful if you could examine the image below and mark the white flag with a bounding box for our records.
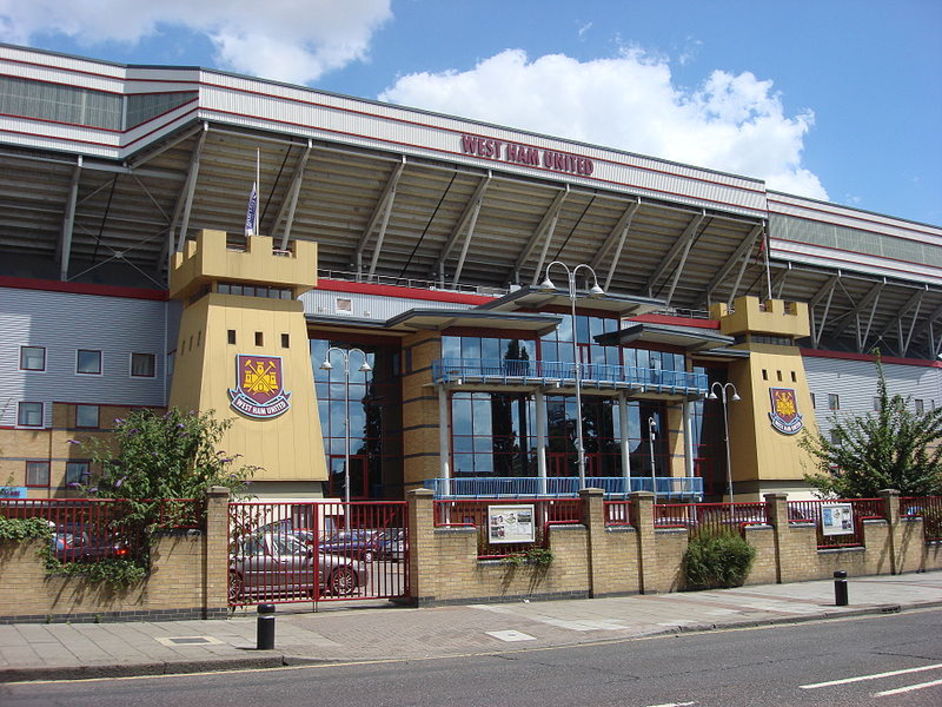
[244,182,258,236]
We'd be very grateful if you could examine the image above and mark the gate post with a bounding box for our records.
[204,486,231,617]
[878,489,901,574]
[407,488,435,605]
[764,493,788,584]
[630,491,655,594]
[579,488,605,597]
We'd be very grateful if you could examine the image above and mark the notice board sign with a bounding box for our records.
[821,503,854,536]
[488,504,535,544]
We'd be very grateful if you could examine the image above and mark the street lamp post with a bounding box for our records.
[319,347,372,504]
[539,261,604,490]
[707,381,740,504]
[647,416,658,501]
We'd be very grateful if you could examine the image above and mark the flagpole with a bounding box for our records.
[255,148,260,236]
[763,223,772,300]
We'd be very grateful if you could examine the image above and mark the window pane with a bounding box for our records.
[20,346,45,370]
[131,353,156,377]
[65,461,90,485]
[17,402,42,427]
[77,350,101,374]
[76,404,99,428]
[26,461,50,487]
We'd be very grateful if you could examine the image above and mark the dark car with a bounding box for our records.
[51,522,130,562]
[373,528,406,561]
[317,530,381,561]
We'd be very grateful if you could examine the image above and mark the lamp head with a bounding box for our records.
[538,276,557,292]
[358,361,372,373]
[731,392,741,402]
[706,391,718,400]
[319,360,333,371]
[587,282,605,297]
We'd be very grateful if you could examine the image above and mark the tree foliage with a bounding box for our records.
[78,408,257,530]
[801,354,942,497]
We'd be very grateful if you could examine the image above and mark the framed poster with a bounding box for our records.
[487,504,535,544]
[821,503,854,536]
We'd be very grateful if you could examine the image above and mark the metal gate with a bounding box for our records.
[227,500,409,607]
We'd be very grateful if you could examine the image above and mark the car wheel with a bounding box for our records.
[327,566,358,596]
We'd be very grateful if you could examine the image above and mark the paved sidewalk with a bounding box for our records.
[2,571,942,682]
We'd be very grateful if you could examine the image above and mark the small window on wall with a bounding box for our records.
[255,332,264,346]
[75,404,99,428]
[228,330,236,345]
[790,371,797,383]
[829,430,842,446]
[26,461,50,487]
[810,393,816,409]
[17,402,43,427]
[828,394,840,411]
[335,297,353,314]
[762,369,768,381]
[77,349,102,375]
[131,353,156,378]
[915,399,925,414]
[281,333,290,348]
[873,397,881,411]
[20,346,46,371]
[65,461,90,487]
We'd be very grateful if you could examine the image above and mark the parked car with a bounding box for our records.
[317,529,381,562]
[373,528,406,561]
[228,530,367,602]
[51,522,130,562]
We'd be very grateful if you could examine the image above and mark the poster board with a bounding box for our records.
[821,503,854,536]
[487,504,535,544]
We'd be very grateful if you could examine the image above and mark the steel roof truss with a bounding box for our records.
[434,172,491,281]
[356,158,405,278]
[57,157,82,281]
[277,141,313,250]
[704,223,763,303]
[591,198,640,291]
[858,284,884,352]
[173,124,209,253]
[452,195,485,287]
[646,211,704,298]
[514,187,568,283]
[811,277,838,349]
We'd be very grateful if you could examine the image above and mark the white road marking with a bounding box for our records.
[800,662,942,689]
[644,701,697,707]
[874,677,942,696]
[486,630,536,642]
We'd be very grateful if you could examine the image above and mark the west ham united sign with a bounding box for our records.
[768,387,803,435]
[228,355,291,419]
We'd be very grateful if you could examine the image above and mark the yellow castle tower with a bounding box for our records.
[710,296,819,500]
[169,229,326,497]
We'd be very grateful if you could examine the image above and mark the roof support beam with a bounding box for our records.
[831,280,885,344]
[591,198,640,291]
[451,195,485,287]
[434,173,491,281]
[173,124,208,253]
[858,284,884,352]
[663,218,701,306]
[57,157,82,281]
[809,275,839,348]
[921,302,942,358]
[704,223,762,305]
[356,158,405,279]
[646,211,704,298]
[513,187,568,284]
[277,140,313,250]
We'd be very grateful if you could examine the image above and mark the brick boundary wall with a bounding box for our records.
[407,488,942,606]
[0,487,230,624]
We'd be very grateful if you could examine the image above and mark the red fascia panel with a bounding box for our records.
[316,278,494,305]
[800,347,942,369]
[630,313,721,330]
[0,276,168,301]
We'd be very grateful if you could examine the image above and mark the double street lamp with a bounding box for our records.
[319,347,372,504]
[707,381,740,504]
[538,261,605,490]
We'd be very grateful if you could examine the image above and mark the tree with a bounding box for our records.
[801,354,942,497]
[78,408,257,533]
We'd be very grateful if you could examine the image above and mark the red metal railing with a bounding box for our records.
[604,500,634,527]
[653,502,769,537]
[433,498,582,558]
[227,500,408,607]
[787,498,884,548]
[901,496,942,542]
[0,497,201,562]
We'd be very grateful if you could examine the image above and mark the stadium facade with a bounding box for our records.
[1,44,940,502]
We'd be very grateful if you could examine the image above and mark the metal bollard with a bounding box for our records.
[833,570,848,606]
[257,603,276,650]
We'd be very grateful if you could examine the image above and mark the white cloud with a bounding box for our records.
[0,0,392,84]
[379,48,828,200]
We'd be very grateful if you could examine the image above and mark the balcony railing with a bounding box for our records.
[423,476,703,500]
[432,358,708,395]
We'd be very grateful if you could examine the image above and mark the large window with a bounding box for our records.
[451,392,536,476]
[17,402,43,427]
[19,346,46,371]
[76,349,102,375]
[26,461,50,488]
[131,353,156,378]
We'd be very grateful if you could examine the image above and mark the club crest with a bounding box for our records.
[768,387,803,435]
[228,354,291,419]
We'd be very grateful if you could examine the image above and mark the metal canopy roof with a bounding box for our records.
[597,323,735,351]
[0,46,940,360]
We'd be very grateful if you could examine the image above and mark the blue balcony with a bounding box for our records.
[423,476,703,500]
[432,358,708,396]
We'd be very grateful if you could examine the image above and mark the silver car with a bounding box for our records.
[229,530,368,603]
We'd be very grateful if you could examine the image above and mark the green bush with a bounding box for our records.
[683,528,756,590]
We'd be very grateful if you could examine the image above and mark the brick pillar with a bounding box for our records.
[764,493,788,584]
[407,488,436,606]
[879,488,901,574]
[630,491,655,594]
[204,486,230,617]
[579,487,605,597]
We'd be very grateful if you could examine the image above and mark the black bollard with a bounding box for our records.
[833,570,848,606]
[257,603,276,649]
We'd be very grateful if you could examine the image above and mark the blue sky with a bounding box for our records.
[1,0,939,225]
